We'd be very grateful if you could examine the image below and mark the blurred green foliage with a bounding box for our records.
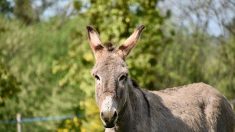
[0,62,20,107]
[0,0,234,131]
[0,0,13,15]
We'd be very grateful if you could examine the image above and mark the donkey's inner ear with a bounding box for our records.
[87,26,104,53]
[118,25,145,59]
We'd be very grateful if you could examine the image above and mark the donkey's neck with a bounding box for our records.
[115,78,151,131]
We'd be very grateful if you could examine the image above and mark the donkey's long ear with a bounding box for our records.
[118,25,145,59]
[87,26,103,58]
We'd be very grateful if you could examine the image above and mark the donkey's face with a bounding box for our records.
[92,53,129,128]
[87,25,144,128]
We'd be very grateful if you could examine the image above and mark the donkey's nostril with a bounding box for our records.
[112,111,118,121]
[101,111,104,117]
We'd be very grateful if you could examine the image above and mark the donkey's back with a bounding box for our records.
[147,82,235,132]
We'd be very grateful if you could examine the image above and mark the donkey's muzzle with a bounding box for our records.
[100,110,118,128]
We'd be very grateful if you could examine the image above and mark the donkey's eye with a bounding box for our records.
[94,75,100,81]
[119,74,127,81]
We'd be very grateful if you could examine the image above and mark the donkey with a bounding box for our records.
[86,25,235,132]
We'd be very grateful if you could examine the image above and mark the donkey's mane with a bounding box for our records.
[130,78,151,117]
[131,78,139,88]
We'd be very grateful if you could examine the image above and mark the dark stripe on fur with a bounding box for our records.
[140,89,151,117]
[131,79,150,117]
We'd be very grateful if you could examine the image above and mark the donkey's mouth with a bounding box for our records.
[104,123,115,128]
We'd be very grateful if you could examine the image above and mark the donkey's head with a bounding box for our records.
[87,25,144,128]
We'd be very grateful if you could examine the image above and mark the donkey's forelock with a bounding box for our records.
[103,42,116,52]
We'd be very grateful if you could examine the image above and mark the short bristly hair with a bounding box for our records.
[103,42,116,52]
